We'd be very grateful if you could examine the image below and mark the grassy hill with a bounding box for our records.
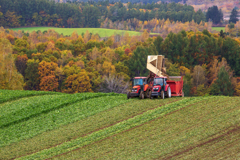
[10,27,143,37]
[0,90,239,159]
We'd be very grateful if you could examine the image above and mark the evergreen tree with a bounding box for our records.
[206,6,223,24]
[219,30,225,38]
[229,8,239,24]
[210,67,234,96]
[153,35,163,55]
[126,45,157,77]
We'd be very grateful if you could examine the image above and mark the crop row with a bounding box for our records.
[0,92,120,128]
[17,96,213,160]
[0,94,128,147]
[0,89,62,104]
[1,97,178,159]
[54,97,240,160]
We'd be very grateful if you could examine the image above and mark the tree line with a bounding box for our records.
[0,27,240,96]
[0,0,205,28]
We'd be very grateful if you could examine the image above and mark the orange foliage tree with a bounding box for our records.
[39,75,59,91]
[38,61,58,78]
[38,61,59,91]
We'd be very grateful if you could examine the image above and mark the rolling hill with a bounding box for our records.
[0,90,239,159]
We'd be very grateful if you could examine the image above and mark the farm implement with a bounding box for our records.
[127,55,184,99]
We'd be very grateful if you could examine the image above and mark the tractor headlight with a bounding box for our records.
[132,88,137,92]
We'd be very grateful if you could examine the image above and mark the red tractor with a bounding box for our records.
[127,73,154,99]
[150,76,184,99]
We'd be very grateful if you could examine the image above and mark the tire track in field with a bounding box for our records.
[46,98,205,160]
[164,108,240,159]
[0,93,61,104]
[14,99,181,160]
[0,94,117,129]
[154,102,240,160]
[205,134,240,159]
[161,125,240,160]
[166,102,240,141]
[174,131,240,160]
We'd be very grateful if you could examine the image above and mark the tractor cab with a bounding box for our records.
[132,77,145,87]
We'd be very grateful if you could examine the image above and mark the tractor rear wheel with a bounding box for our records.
[149,91,152,99]
[139,91,144,99]
[127,92,131,99]
[161,90,165,99]
[166,87,171,98]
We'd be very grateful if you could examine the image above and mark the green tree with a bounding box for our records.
[219,30,225,38]
[82,6,101,28]
[229,8,239,24]
[206,6,223,24]
[4,11,21,27]
[24,59,40,90]
[210,67,234,96]
[153,35,163,55]
[127,45,157,77]
[166,63,180,76]
[194,9,206,24]
[183,73,191,97]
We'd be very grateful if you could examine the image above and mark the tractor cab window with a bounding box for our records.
[133,79,144,86]
[154,78,164,86]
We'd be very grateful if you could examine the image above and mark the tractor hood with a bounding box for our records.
[133,86,141,88]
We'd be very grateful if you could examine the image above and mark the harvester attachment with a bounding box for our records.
[147,55,167,77]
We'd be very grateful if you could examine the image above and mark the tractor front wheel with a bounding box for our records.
[127,92,131,99]
[161,90,165,99]
[166,87,171,98]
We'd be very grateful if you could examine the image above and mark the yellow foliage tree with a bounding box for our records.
[83,30,90,43]
[89,47,101,61]
[141,30,149,42]
[102,47,115,62]
[71,31,78,40]
[0,38,24,90]
[180,66,190,76]
[235,82,240,96]
[102,61,115,75]
[64,70,92,93]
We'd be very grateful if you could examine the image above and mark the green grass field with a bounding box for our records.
[10,27,225,37]
[10,27,144,37]
[212,27,225,32]
[0,90,239,160]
